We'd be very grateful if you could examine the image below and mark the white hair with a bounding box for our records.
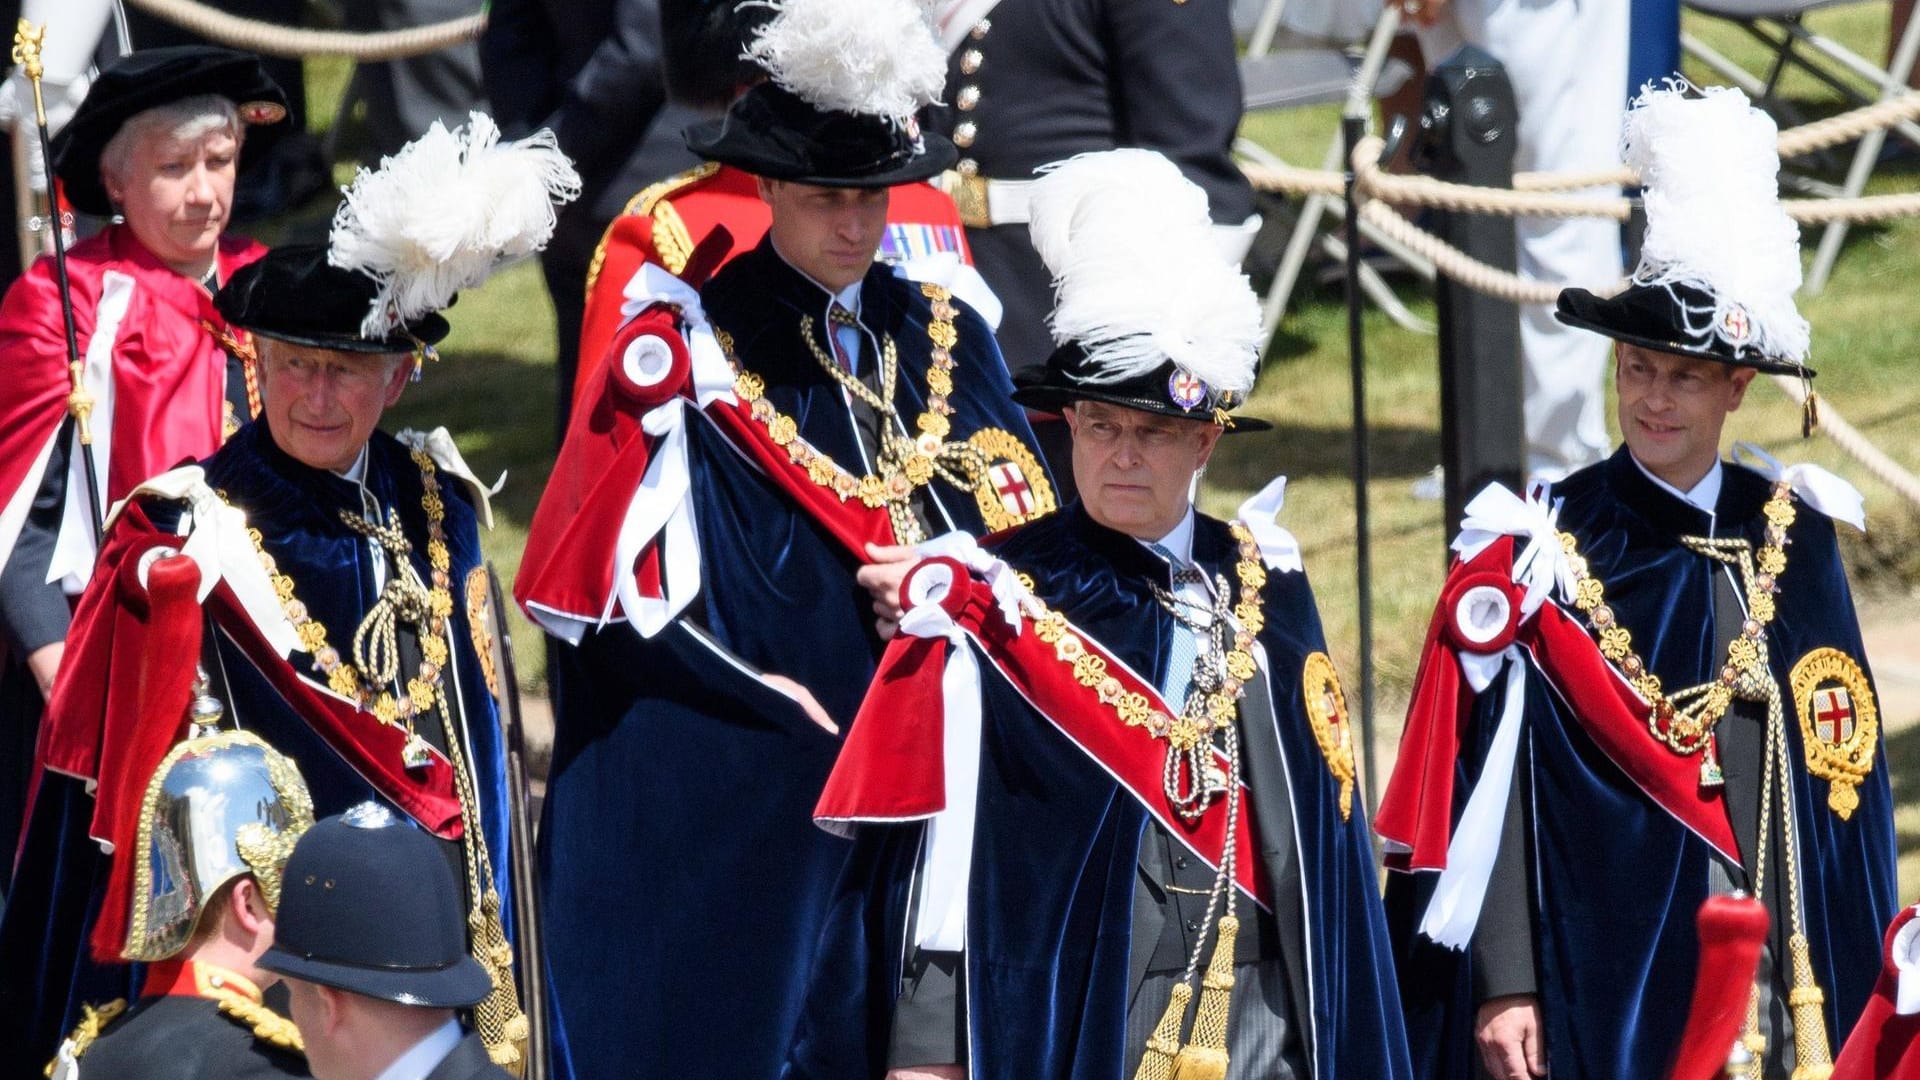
[98,93,244,197]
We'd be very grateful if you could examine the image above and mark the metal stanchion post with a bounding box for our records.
[1342,112,1378,812]
[1413,46,1523,536]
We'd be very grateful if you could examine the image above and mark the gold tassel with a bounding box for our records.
[1801,387,1820,438]
[1132,982,1192,1080]
[1169,915,1239,1080]
[472,889,532,1078]
[1787,934,1833,1080]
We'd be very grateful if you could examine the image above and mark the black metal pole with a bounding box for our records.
[13,21,104,542]
[1341,113,1378,813]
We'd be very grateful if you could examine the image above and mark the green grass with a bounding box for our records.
[270,10,1920,743]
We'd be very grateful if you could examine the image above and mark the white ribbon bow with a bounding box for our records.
[1732,442,1866,533]
[1236,476,1304,573]
[896,561,986,952]
[397,427,505,530]
[105,467,300,658]
[1454,482,1574,619]
[620,263,737,408]
[915,530,1027,631]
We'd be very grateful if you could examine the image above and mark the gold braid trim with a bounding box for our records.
[584,162,721,292]
[44,1000,126,1075]
[217,996,305,1054]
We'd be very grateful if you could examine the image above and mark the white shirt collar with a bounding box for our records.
[371,1017,463,1080]
[1630,453,1723,515]
[1136,505,1198,567]
[333,443,370,485]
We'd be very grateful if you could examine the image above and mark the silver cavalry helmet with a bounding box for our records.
[124,730,316,962]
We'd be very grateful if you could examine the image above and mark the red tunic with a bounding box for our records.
[575,162,972,415]
[0,225,266,583]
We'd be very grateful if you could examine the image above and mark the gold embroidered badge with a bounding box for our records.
[1790,647,1878,820]
[1301,651,1356,821]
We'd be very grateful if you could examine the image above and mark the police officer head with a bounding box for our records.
[683,0,954,290]
[259,803,493,1080]
[1013,150,1267,539]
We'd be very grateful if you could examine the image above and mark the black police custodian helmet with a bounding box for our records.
[259,803,493,1008]
[53,45,289,217]
[214,244,450,355]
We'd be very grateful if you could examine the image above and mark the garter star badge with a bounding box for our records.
[1302,651,1356,821]
[1790,647,1878,820]
[966,428,1057,530]
[1168,368,1208,411]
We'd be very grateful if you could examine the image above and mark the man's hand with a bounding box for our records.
[1475,994,1547,1080]
[856,542,920,639]
[760,673,840,736]
[26,641,63,702]
[885,1068,964,1080]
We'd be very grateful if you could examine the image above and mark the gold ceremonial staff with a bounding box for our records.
[12,20,103,542]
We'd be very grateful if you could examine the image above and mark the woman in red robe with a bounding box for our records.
[0,45,286,898]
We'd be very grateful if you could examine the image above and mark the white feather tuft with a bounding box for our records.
[330,111,582,340]
[1028,149,1262,393]
[1624,80,1809,362]
[744,0,947,120]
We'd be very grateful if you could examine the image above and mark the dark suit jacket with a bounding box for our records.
[480,0,706,272]
[423,1032,514,1080]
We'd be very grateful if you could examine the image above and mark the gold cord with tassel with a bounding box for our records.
[1169,914,1240,1080]
[1787,933,1833,1079]
[1135,983,1193,1080]
[1132,720,1244,1080]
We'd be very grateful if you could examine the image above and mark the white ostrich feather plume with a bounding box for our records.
[1624,80,1809,362]
[1028,149,1262,393]
[744,0,947,120]
[330,111,582,340]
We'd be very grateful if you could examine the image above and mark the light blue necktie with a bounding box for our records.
[1151,543,1202,709]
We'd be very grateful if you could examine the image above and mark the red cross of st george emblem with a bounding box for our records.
[1813,686,1855,743]
[990,462,1034,516]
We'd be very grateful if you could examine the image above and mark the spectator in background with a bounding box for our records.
[919,0,1259,494]
[337,0,486,161]
[1396,0,1630,483]
[481,0,708,434]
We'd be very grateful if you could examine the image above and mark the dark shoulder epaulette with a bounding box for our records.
[586,162,724,289]
[43,999,127,1077]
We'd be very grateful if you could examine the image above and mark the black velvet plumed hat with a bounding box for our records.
[1013,149,1270,432]
[682,0,955,187]
[1554,82,1813,379]
[215,244,450,354]
[53,45,289,217]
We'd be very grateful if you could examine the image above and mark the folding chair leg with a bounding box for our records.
[1805,2,1920,295]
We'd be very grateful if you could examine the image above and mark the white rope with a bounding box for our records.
[123,0,484,60]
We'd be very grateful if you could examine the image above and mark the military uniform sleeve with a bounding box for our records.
[1100,0,1255,224]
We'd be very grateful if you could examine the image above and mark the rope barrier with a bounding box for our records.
[124,0,484,60]
[1768,376,1920,508]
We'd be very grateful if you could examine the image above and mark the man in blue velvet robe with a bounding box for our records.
[784,149,1411,1080]
[0,244,533,1077]
[512,2,1051,1077]
[1377,85,1897,1080]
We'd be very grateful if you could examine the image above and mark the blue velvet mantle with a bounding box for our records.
[537,239,1045,1080]
[1388,448,1898,1080]
[783,502,1412,1080]
[0,421,513,1078]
